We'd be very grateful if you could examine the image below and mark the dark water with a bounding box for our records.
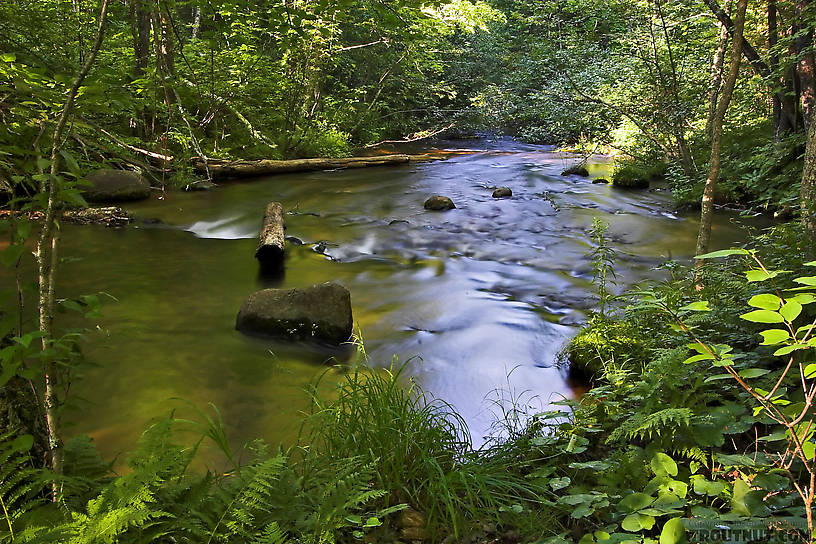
[7,139,766,457]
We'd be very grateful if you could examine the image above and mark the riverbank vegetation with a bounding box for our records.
[5,0,816,542]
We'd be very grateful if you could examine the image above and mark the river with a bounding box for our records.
[13,139,765,457]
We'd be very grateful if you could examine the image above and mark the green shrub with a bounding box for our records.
[611,163,663,189]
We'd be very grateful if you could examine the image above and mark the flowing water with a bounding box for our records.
[6,139,767,457]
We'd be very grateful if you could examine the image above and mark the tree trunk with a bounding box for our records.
[797,1,816,125]
[706,2,730,139]
[801,109,816,230]
[769,0,784,138]
[195,154,412,179]
[36,0,109,490]
[697,0,747,258]
[129,0,150,80]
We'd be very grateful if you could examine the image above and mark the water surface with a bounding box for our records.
[22,139,763,455]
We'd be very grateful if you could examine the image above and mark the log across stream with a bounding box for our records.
[194,154,413,179]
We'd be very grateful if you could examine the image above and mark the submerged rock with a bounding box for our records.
[592,178,610,184]
[492,187,512,198]
[235,282,353,344]
[423,195,456,210]
[561,163,589,177]
[184,180,217,191]
[63,206,132,227]
[83,169,151,202]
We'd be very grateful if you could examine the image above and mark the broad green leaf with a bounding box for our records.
[748,294,781,310]
[683,353,714,364]
[704,373,732,383]
[803,441,816,460]
[805,363,816,379]
[740,310,784,323]
[731,479,751,516]
[789,293,816,305]
[571,503,593,518]
[745,269,787,282]
[738,368,771,379]
[780,300,803,322]
[659,518,685,544]
[618,492,654,513]
[805,261,816,266]
[651,452,678,477]
[759,329,790,345]
[795,276,816,286]
[679,301,710,312]
[774,345,807,357]
[0,53,15,62]
[549,476,570,491]
[695,248,750,259]
[692,478,725,496]
[622,513,655,531]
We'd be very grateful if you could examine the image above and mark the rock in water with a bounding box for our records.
[255,202,285,267]
[235,282,353,344]
[492,187,512,198]
[83,169,151,202]
[424,195,456,210]
[561,164,590,177]
[592,178,611,184]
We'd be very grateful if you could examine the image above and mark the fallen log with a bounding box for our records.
[194,154,411,179]
[255,202,285,268]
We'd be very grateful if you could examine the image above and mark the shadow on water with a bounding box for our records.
[5,137,770,457]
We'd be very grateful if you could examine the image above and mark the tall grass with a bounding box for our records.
[301,360,552,538]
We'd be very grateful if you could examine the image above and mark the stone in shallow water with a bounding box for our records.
[423,195,456,210]
[83,169,151,202]
[492,187,512,198]
[235,282,353,344]
[561,164,589,177]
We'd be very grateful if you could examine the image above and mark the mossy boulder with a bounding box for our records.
[424,195,456,210]
[592,178,610,184]
[83,169,151,203]
[561,163,590,177]
[492,187,512,198]
[564,316,649,379]
[612,163,666,189]
[236,282,353,344]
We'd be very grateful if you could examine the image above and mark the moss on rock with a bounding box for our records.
[564,316,649,379]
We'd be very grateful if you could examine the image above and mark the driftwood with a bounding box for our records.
[194,154,411,179]
[255,202,285,267]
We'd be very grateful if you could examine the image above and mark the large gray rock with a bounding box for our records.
[236,282,353,344]
[83,169,151,203]
[424,195,456,210]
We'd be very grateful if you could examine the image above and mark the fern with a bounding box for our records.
[0,430,47,544]
[608,408,693,442]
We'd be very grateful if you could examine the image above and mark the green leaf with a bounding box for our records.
[571,503,593,518]
[695,248,750,259]
[659,518,685,544]
[704,373,732,383]
[363,517,382,527]
[731,479,751,516]
[651,453,678,477]
[805,363,816,379]
[740,310,784,323]
[759,329,790,345]
[0,53,15,62]
[682,353,714,364]
[805,261,816,267]
[774,345,807,357]
[692,478,725,496]
[748,294,781,310]
[622,513,655,531]
[739,368,770,379]
[795,276,816,286]
[745,269,787,282]
[618,492,654,513]
[679,301,710,312]
[780,300,803,322]
[789,293,816,305]
[549,476,570,491]
[803,441,816,460]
